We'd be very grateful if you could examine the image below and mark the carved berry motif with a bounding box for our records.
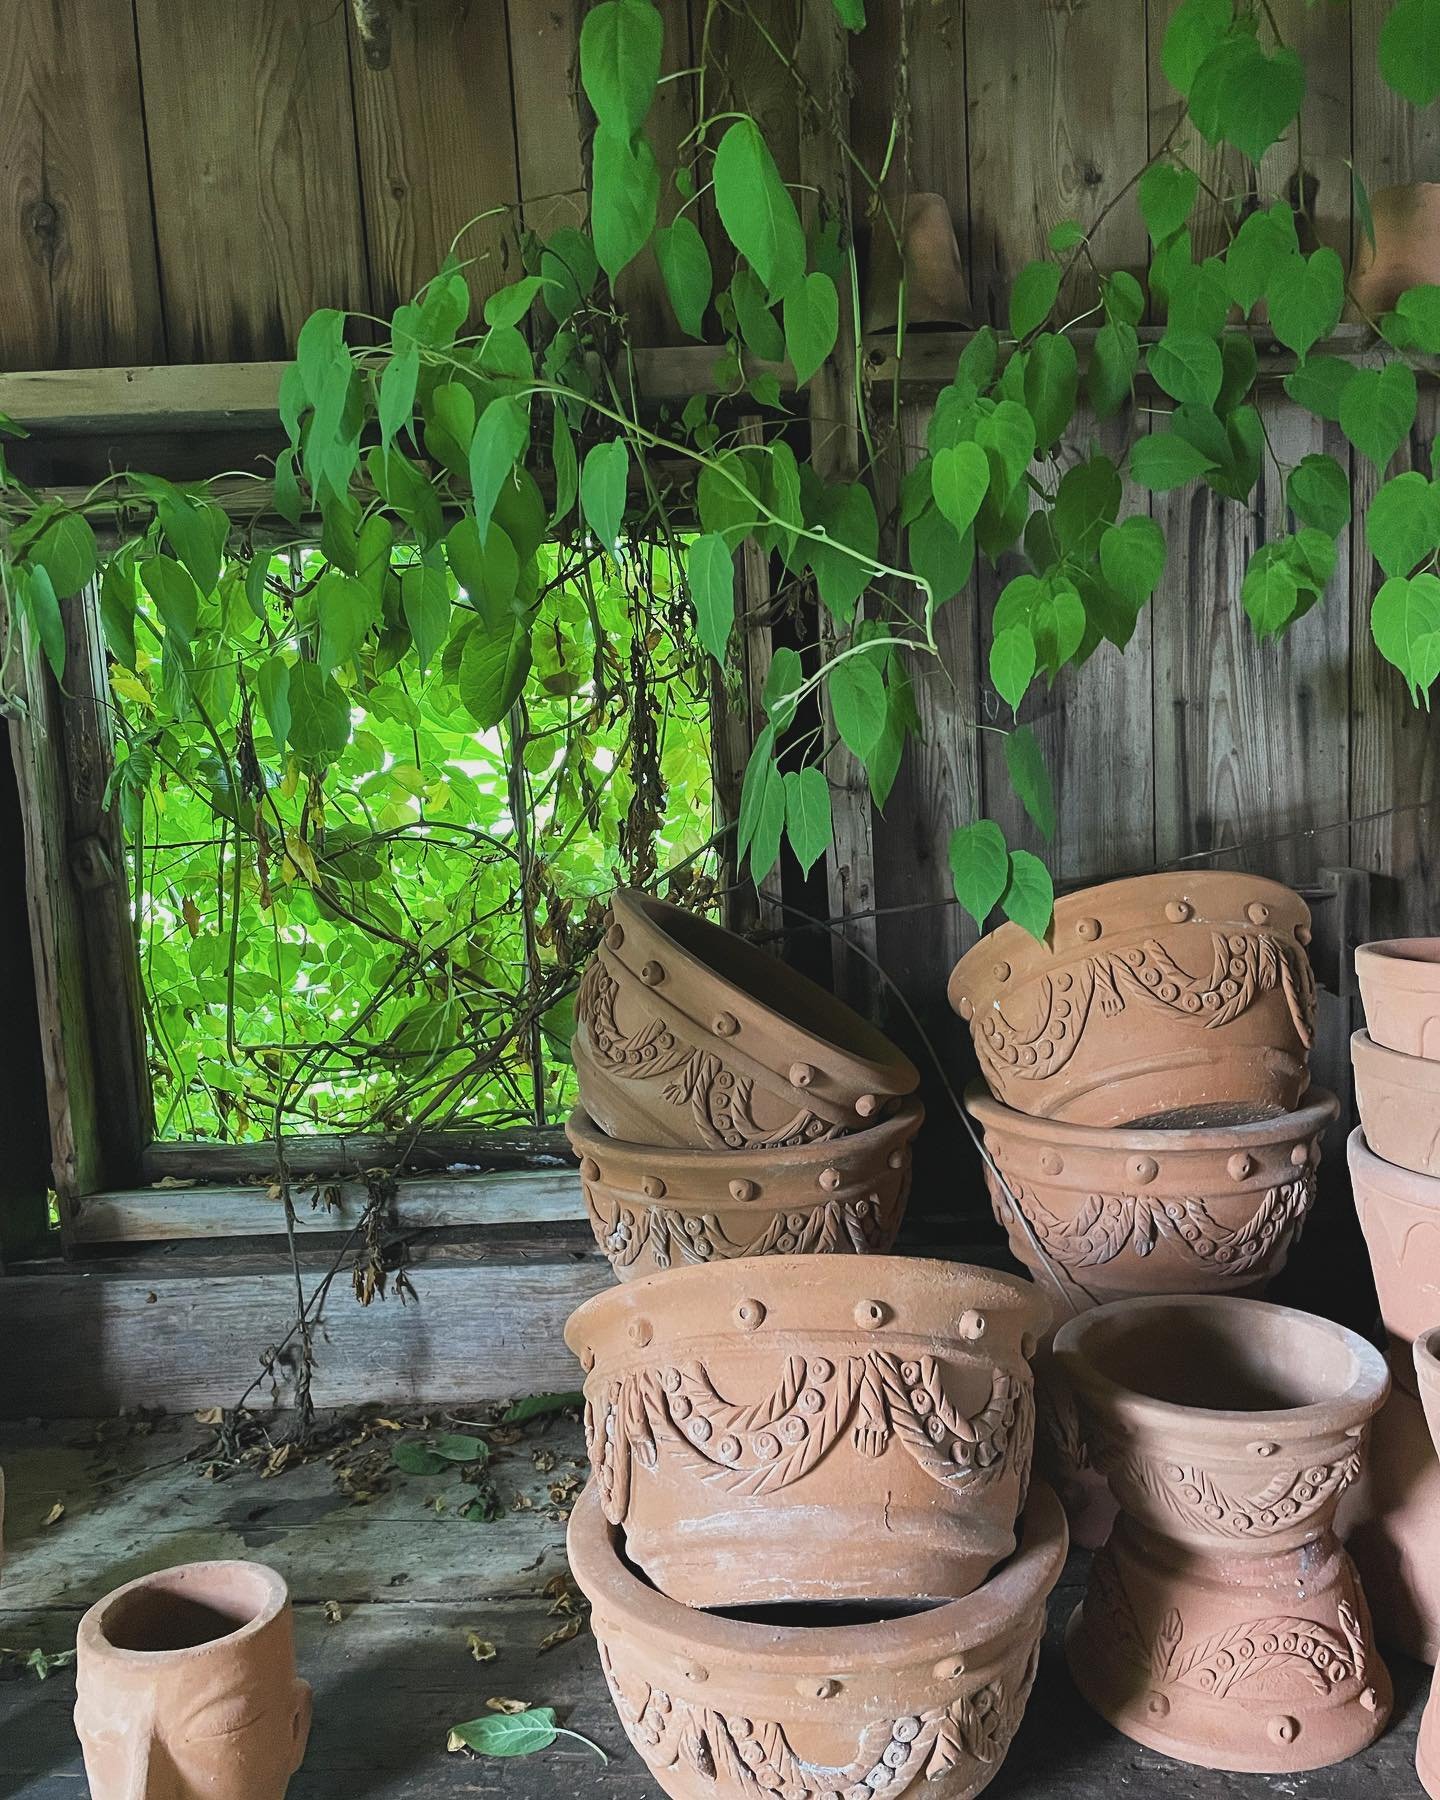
[581,1183,903,1274]
[1092,1443,1363,1540]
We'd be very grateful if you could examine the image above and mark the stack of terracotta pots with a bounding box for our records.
[1344,939,1440,1795]
[570,889,924,1279]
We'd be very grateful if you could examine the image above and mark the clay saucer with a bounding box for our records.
[568,1477,1068,1800]
[949,871,1315,1127]
[1356,939,1440,1061]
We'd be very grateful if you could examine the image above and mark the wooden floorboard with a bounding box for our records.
[0,1418,1430,1798]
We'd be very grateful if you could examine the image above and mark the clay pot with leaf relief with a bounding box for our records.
[568,1101,921,1282]
[568,1476,1067,1800]
[1414,1328,1440,1799]
[74,1562,312,1800]
[966,1082,1338,1315]
[1355,939,1440,1061]
[566,1256,1048,1610]
[948,873,1316,1128]
[574,890,919,1151]
[1058,1295,1391,1775]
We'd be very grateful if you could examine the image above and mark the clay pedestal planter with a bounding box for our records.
[569,1101,921,1281]
[568,1477,1068,1800]
[1352,1029,1440,1176]
[74,1561,312,1799]
[1349,185,1440,319]
[967,1082,1337,1314]
[948,873,1316,1127]
[1356,939,1440,1060]
[1415,1330,1440,1799]
[1057,1296,1390,1774]
[575,890,919,1150]
[1349,1127,1440,1359]
[566,1256,1048,1609]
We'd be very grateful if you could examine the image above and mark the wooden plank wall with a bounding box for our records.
[0,0,1435,1211]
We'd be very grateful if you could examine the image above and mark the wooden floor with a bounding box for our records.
[0,1414,1430,1799]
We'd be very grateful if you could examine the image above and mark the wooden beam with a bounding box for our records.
[140,1123,570,1183]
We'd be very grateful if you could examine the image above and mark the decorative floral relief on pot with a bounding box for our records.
[1415,1330,1440,1798]
[949,873,1315,1127]
[567,1478,1068,1800]
[567,1102,920,1282]
[1056,1295,1391,1773]
[566,1256,1048,1608]
[967,1083,1336,1312]
[1352,1027,1440,1177]
[1349,1126,1440,1365]
[1356,939,1440,1061]
[574,890,918,1151]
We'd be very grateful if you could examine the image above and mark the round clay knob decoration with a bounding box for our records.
[642,1175,666,1199]
[639,960,664,986]
[1076,917,1102,941]
[854,1299,888,1329]
[1166,900,1192,923]
[1227,1152,1255,1181]
[628,1318,653,1348]
[1248,901,1272,924]
[713,1011,739,1037]
[1128,1155,1159,1185]
[855,1093,879,1118]
[580,1156,601,1181]
[735,1299,766,1331]
[819,1166,842,1192]
[729,1179,757,1202]
[605,922,624,950]
[789,1061,816,1089]
[959,1310,988,1341]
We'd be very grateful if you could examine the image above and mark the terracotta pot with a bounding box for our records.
[1349,1126,1440,1364]
[862,192,971,336]
[1341,1366,1440,1665]
[1352,1028,1440,1177]
[74,1561,312,1799]
[566,1255,1048,1609]
[1416,1329,1440,1799]
[1057,1295,1391,1774]
[568,1476,1067,1800]
[967,1081,1337,1314]
[948,873,1316,1127]
[1349,185,1440,320]
[568,1100,921,1281]
[575,890,919,1150]
[1356,938,1440,1060]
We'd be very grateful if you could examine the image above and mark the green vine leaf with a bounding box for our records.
[731,265,786,362]
[1286,453,1351,539]
[1099,515,1167,610]
[908,505,974,610]
[99,551,139,672]
[762,645,802,732]
[1383,284,1440,353]
[1139,163,1199,244]
[1030,579,1086,678]
[1001,848,1054,942]
[1339,360,1417,471]
[1241,544,1301,640]
[807,482,878,622]
[654,216,713,339]
[990,623,1036,715]
[581,439,629,553]
[975,402,1036,503]
[1089,320,1139,418]
[1161,0,1233,95]
[828,652,886,759]
[1129,431,1216,492]
[931,442,991,538]
[1048,219,1085,252]
[1366,471,1440,578]
[28,511,97,601]
[737,724,776,859]
[448,1706,607,1764]
[1025,333,1079,451]
[1266,249,1344,358]
[484,277,546,330]
[687,533,734,662]
[1191,35,1305,166]
[1380,0,1440,106]
[749,754,787,882]
[1003,725,1056,841]
[1009,261,1061,341]
[1224,203,1298,316]
[713,118,806,303]
[400,564,451,674]
[468,399,530,543]
[1147,331,1223,409]
[16,564,66,681]
[256,654,291,749]
[579,0,663,139]
[458,601,533,728]
[783,271,840,387]
[1283,354,1356,422]
[830,0,866,28]
[316,572,379,674]
[949,819,1009,929]
[1372,573,1440,703]
[286,662,352,767]
[784,766,833,875]
[591,126,660,281]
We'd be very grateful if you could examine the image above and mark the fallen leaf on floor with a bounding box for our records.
[193,1407,224,1426]
[151,1177,197,1189]
[1,1646,77,1681]
[544,1574,584,1617]
[502,1392,583,1425]
[486,1696,530,1714]
[41,1502,65,1528]
[464,1632,497,1663]
[532,1448,556,1474]
[539,1615,583,1653]
[322,1601,343,1625]
[448,1706,607,1763]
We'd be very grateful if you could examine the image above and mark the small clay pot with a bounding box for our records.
[568,1476,1068,1800]
[948,873,1316,1127]
[1342,1365,1440,1665]
[568,1100,921,1281]
[1349,1126,1440,1363]
[967,1081,1337,1314]
[74,1561,312,1799]
[575,890,919,1150]
[566,1255,1049,1609]
[862,192,971,336]
[1416,1329,1440,1798]
[1352,1028,1440,1176]
[1349,185,1440,320]
[1356,939,1440,1061]
[1058,1295,1391,1774]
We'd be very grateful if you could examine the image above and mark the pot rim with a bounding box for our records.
[1416,1326,1440,1390]
[948,871,1310,1010]
[78,1560,289,1665]
[567,1478,1066,1668]
[1356,938,1440,990]
[1352,1027,1440,1084]
[612,889,919,1093]
[1348,1123,1440,1203]
[1053,1293,1389,1434]
[564,1253,1050,1358]
[964,1078,1338,1150]
[565,1098,923,1173]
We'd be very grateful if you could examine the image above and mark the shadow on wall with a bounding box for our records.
[0,728,52,1261]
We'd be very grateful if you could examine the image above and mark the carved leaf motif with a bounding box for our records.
[1169,1616,1357,1699]
[873,1354,1029,1493]
[1152,1607,1183,1681]
[1113,1447,1361,1538]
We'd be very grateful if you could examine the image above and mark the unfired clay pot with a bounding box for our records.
[1352,1028,1440,1176]
[1415,1328,1440,1799]
[1356,938,1440,1061]
[967,1081,1337,1314]
[575,890,919,1150]
[1058,1295,1390,1774]
[568,1100,921,1281]
[948,873,1316,1127]
[74,1561,312,1800]
[862,192,971,335]
[568,1477,1068,1800]
[1349,185,1440,320]
[1349,1126,1440,1361]
[566,1255,1048,1609]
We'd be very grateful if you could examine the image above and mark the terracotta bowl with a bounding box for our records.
[567,1101,921,1281]
[1417,1330,1440,1798]
[1352,1029,1440,1177]
[574,889,919,1151]
[948,872,1316,1127]
[966,1081,1338,1313]
[1349,184,1440,319]
[1356,939,1440,1061]
[568,1477,1068,1800]
[565,1255,1049,1609]
[1058,1295,1391,1774]
[1349,1127,1440,1362]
